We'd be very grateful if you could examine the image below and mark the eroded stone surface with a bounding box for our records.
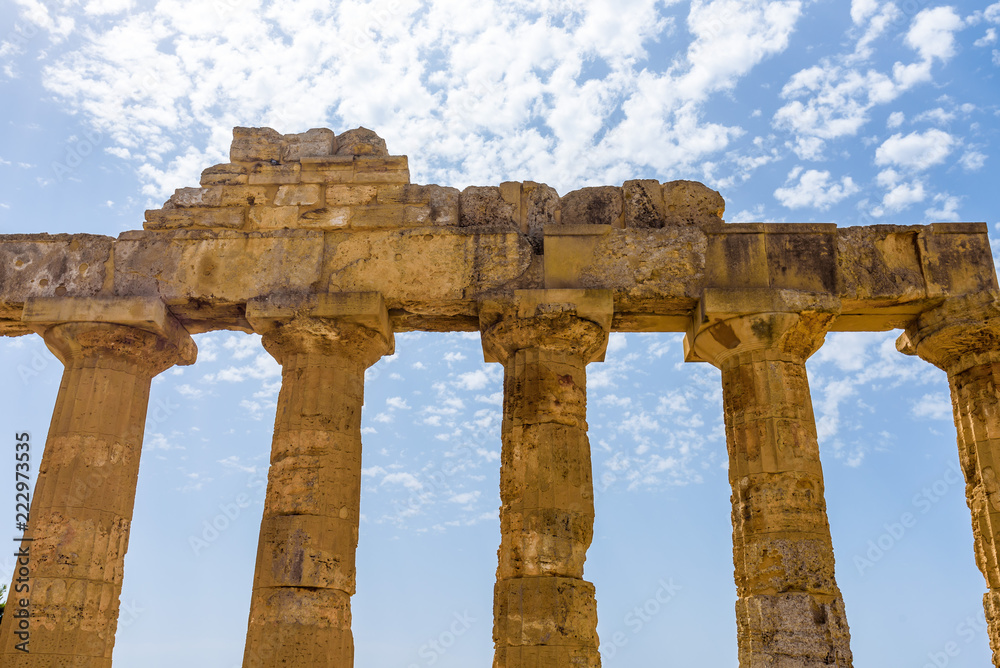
[1,126,999,668]
[687,304,853,667]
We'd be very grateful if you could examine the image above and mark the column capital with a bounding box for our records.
[22,296,197,373]
[896,292,1000,375]
[684,288,840,367]
[479,289,613,364]
[246,292,394,366]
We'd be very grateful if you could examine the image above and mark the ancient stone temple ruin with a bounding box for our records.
[0,126,998,667]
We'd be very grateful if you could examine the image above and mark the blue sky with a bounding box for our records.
[1,0,999,666]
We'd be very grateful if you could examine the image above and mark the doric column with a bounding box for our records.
[684,290,852,667]
[897,292,1000,665]
[242,293,393,668]
[480,289,612,668]
[0,297,196,667]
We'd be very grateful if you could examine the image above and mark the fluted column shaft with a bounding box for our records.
[0,310,195,667]
[688,309,852,667]
[242,294,392,668]
[481,290,611,668]
[898,294,1000,665]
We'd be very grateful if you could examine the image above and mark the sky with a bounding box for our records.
[0,0,999,666]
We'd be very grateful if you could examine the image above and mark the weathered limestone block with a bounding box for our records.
[480,289,612,668]
[249,162,302,185]
[335,127,389,157]
[281,128,337,162]
[0,298,195,668]
[661,180,725,226]
[623,179,666,229]
[144,206,246,231]
[231,127,284,163]
[242,293,392,668]
[461,186,518,229]
[113,230,325,330]
[248,205,301,230]
[703,223,838,295]
[897,293,1000,665]
[325,229,534,315]
[560,186,623,228]
[200,162,249,186]
[347,184,459,228]
[0,234,113,335]
[836,226,925,310]
[523,182,559,253]
[542,225,706,330]
[273,184,321,207]
[375,184,460,226]
[686,291,853,667]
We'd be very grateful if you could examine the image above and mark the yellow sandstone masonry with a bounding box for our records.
[242,293,393,668]
[0,298,195,668]
[686,290,852,667]
[897,293,1000,665]
[481,290,612,668]
[2,126,1000,668]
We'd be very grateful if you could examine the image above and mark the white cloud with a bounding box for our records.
[774,167,860,210]
[976,28,998,47]
[881,180,926,212]
[905,7,964,63]
[850,0,878,25]
[386,396,410,410]
[960,150,987,171]
[925,193,961,221]
[887,111,904,128]
[454,368,493,391]
[911,393,952,420]
[875,129,955,170]
[381,472,423,491]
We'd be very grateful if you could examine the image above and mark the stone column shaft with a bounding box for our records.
[481,289,611,668]
[687,302,852,667]
[898,294,1000,665]
[242,293,392,668]
[0,298,196,668]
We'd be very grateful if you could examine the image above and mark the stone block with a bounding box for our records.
[623,179,666,228]
[460,186,518,229]
[144,207,246,230]
[254,515,358,591]
[493,576,598,647]
[299,207,350,229]
[200,162,249,186]
[327,185,377,206]
[560,186,623,227]
[301,161,356,184]
[231,126,283,163]
[218,185,271,207]
[662,179,725,226]
[274,184,321,207]
[169,187,222,208]
[248,206,300,230]
[523,182,558,251]
[0,234,112,322]
[249,162,301,185]
[113,229,325,306]
[353,157,410,184]
[335,127,388,156]
[281,128,337,161]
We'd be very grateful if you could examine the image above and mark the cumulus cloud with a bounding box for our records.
[774,167,860,209]
[774,6,966,160]
[5,0,814,199]
[875,129,955,170]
